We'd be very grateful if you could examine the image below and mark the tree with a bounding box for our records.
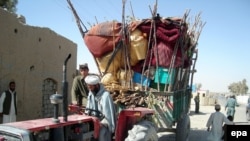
[228,79,248,95]
[0,0,18,13]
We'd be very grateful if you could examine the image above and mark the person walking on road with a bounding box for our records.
[0,81,17,123]
[246,99,250,121]
[206,104,233,141]
[225,95,237,121]
[194,93,200,113]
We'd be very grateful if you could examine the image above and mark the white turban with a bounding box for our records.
[85,75,100,85]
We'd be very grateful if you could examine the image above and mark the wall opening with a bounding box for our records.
[14,28,18,33]
[42,78,57,118]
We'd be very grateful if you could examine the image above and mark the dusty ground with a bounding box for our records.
[158,103,249,141]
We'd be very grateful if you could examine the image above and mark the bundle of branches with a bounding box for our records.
[110,89,148,108]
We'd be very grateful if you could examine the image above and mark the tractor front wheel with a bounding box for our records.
[125,120,158,141]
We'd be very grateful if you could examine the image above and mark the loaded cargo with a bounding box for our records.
[72,0,205,140]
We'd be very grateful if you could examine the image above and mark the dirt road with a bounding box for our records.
[158,103,249,141]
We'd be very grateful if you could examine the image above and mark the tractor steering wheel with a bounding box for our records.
[85,108,105,120]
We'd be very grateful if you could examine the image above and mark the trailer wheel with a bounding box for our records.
[176,114,190,141]
[125,120,158,141]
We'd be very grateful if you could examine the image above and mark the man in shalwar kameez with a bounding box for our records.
[0,81,17,123]
[246,100,250,121]
[206,104,233,141]
[225,95,237,121]
[85,75,116,141]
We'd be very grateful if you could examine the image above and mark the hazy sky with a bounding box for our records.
[16,0,250,93]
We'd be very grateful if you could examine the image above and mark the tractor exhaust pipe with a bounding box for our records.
[62,53,71,122]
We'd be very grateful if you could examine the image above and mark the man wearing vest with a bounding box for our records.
[0,81,17,123]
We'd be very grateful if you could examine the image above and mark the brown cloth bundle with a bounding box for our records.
[84,21,122,57]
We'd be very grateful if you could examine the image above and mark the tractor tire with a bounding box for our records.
[125,120,158,141]
[176,114,190,141]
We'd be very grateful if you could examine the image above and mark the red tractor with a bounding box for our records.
[0,105,156,141]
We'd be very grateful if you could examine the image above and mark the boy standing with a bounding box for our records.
[206,104,233,141]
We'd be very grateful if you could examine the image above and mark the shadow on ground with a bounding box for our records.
[189,110,208,116]
[189,128,209,141]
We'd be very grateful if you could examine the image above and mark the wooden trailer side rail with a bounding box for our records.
[148,88,191,129]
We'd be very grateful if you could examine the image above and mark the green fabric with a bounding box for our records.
[225,98,237,109]
[71,75,89,106]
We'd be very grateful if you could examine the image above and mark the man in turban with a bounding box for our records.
[84,74,116,141]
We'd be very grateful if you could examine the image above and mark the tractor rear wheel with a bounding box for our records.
[176,114,190,141]
[125,120,158,141]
